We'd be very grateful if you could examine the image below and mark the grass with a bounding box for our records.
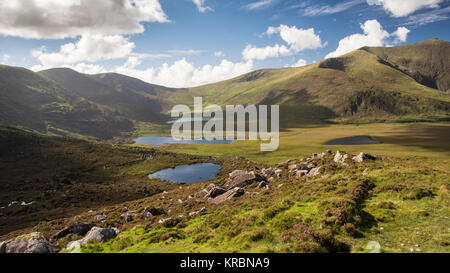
[57,121,449,253]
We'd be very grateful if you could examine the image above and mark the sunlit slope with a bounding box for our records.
[167,40,450,125]
[0,65,132,138]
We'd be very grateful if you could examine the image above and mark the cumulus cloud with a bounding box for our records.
[114,57,254,88]
[290,59,308,67]
[242,44,291,61]
[366,0,443,17]
[325,20,410,59]
[31,34,135,68]
[243,25,323,61]
[192,0,213,13]
[392,27,410,43]
[0,0,169,39]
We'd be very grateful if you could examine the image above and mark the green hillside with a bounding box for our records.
[0,65,132,139]
[39,68,169,122]
[166,39,450,126]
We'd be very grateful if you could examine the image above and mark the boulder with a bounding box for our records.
[352,152,381,163]
[257,181,270,190]
[52,222,95,241]
[78,227,120,245]
[208,186,227,198]
[2,232,53,253]
[223,171,264,189]
[288,164,300,171]
[274,169,283,178]
[209,187,245,205]
[195,184,227,199]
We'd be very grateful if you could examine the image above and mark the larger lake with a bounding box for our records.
[134,136,233,145]
[148,163,221,183]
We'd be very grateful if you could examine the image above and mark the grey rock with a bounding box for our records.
[209,187,245,205]
[3,232,53,253]
[79,227,119,245]
[223,171,264,189]
[352,152,381,163]
[52,222,95,241]
[308,167,322,177]
[189,207,207,217]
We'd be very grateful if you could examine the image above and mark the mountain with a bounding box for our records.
[38,68,173,122]
[167,39,450,126]
[362,39,450,92]
[0,65,133,139]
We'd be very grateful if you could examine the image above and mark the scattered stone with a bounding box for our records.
[189,207,206,217]
[260,168,274,179]
[177,199,183,204]
[1,232,53,253]
[138,210,153,220]
[52,222,95,241]
[334,151,349,164]
[209,187,245,205]
[308,167,321,177]
[158,217,171,224]
[296,170,308,178]
[94,213,107,222]
[352,152,381,163]
[288,164,300,171]
[120,211,135,223]
[257,181,270,190]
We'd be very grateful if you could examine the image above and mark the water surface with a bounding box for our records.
[134,136,233,145]
[148,163,221,183]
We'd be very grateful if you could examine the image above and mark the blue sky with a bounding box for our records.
[0,0,449,87]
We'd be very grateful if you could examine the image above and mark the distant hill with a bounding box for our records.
[0,65,133,139]
[166,39,450,126]
[39,68,174,122]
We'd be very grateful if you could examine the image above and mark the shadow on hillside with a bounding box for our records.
[374,124,450,153]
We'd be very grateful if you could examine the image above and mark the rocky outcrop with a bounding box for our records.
[1,232,53,253]
[209,187,245,205]
[223,170,265,189]
[195,183,227,199]
[52,222,95,241]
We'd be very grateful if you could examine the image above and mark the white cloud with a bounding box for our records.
[114,57,254,88]
[392,27,410,43]
[242,44,291,61]
[192,0,212,13]
[0,0,169,39]
[403,6,450,26]
[214,51,225,57]
[244,0,275,10]
[290,59,308,67]
[2,54,11,63]
[325,20,409,59]
[301,0,364,16]
[366,0,443,17]
[243,25,323,61]
[32,34,135,69]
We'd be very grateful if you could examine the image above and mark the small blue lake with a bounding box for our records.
[148,163,222,183]
[134,136,233,145]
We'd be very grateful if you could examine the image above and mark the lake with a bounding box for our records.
[134,136,233,145]
[148,163,222,183]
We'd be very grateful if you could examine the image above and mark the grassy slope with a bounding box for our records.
[0,126,204,236]
[39,68,167,123]
[0,65,133,139]
[165,40,450,126]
